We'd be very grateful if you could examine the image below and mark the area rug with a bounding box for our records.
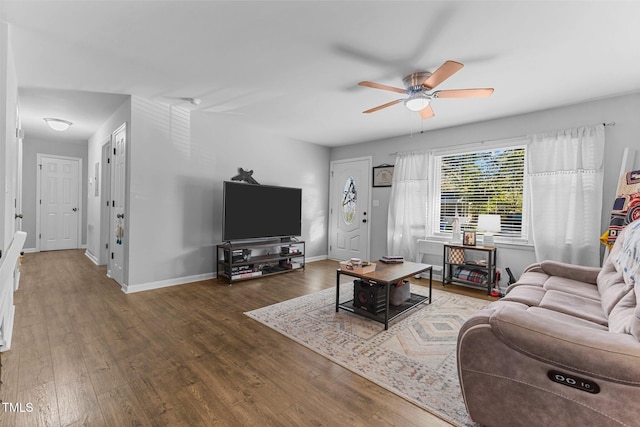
[245,282,489,427]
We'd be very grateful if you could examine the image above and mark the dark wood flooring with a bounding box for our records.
[0,250,493,426]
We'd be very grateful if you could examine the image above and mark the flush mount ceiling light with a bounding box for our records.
[43,118,73,132]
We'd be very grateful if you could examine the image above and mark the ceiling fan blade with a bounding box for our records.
[358,81,406,94]
[419,105,435,120]
[363,99,402,114]
[433,88,494,98]
[422,60,464,89]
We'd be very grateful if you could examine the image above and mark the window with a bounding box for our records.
[342,176,357,224]
[433,145,527,241]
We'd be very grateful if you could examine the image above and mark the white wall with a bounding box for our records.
[330,92,640,284]
[86,97,131,264]
[124,97,329,290]
[21,139,89,250]
[0,22,19,253]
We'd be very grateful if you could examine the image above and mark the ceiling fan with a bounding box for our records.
[359,60,494,120]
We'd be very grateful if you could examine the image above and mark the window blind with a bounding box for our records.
[437,146,526,239]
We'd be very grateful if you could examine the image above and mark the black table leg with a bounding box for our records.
[335,269,341,312]
[384,282,390,330]
[429,267,433,303]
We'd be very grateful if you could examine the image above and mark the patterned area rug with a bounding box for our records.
[245,282,489,427]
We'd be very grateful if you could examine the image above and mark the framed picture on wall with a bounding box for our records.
[373,165,394,187]
[463,231,477,246]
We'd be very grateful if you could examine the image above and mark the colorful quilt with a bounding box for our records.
[607,170,640,246]
[454,267,488,284]
[614,219,640,288]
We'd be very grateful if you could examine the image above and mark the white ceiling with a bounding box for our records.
[2,1,640,147]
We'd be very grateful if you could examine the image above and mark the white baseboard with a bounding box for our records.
[123,255,328,294]
[305,255,328,263]
[22,246,88,254]
[417,271,443,282]
[122,272,216,294]
[84,250,99,265]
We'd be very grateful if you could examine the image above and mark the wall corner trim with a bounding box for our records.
[84,250,99,266]
[305,255,328,263]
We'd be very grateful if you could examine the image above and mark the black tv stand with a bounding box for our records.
[216,239,305,284]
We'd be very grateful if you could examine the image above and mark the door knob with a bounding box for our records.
[117,213,125,219]
[15,213,23,219]
[72,208,78,212]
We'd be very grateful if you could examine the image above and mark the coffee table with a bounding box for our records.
[336,261,433,330]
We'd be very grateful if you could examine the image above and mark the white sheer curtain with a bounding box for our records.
[528,125,605,266]
[387,152,429,261]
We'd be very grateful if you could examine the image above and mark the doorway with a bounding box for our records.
[36,154,82,251]
[328,157,372,261]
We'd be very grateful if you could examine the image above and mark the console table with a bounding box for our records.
[443,243,497,295]
[335,261,433,330]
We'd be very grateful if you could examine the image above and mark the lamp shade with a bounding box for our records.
[404,96,430,112]
[477,214,501,233]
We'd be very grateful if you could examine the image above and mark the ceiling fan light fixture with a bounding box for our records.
[44,118,73,132]
[404,95,430,112]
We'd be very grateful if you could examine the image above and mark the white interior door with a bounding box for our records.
[99,139,111,265]
[329,157,371,261]
[14,134,23,232]
[108,123,126,285]
[39,155,81,251]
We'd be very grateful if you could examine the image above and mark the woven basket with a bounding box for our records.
[449,248,465,264]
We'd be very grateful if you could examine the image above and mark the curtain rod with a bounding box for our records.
[389,122,616,156]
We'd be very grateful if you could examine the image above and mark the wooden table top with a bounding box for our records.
[338,261,432,284]
[444,243,497,251]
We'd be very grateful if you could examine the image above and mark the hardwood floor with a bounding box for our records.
[1,250,493,426]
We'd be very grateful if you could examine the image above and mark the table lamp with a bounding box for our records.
[477,214,501,246]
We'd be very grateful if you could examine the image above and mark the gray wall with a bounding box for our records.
[122,97,330,288]
[330,92,640,282]
[86,97,131,264]
[21,138,89,250]
[82,91,640,290]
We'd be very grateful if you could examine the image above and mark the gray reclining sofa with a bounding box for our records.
[457,218,640,427]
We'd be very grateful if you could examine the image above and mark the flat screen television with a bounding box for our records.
[222,181,302,241]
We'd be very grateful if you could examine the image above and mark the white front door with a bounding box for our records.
[39,155,81,251]
[108,123,126,285]
[329,157,372,261]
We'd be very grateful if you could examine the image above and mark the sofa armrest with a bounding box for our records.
[522,262,543,273]
[490,304,640,383]
[539,260,600,285]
